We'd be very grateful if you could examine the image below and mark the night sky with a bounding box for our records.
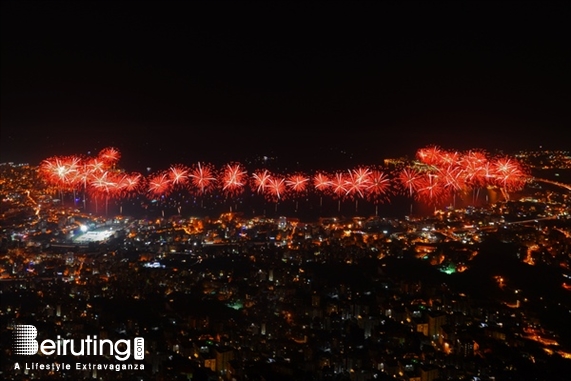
[1,1,570,172]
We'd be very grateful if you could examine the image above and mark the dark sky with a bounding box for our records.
[1,0,570,171]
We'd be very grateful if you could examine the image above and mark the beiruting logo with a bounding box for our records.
[13,325,144,361]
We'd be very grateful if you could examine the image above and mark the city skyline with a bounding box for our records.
[1,1,570,170]
[1,3,571,379]
[1,151,571,380]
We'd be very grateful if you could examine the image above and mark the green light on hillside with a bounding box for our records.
[440,264,456,275]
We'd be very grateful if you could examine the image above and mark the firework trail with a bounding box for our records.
[220,162,248,211]
[313,171,331,207]
[329,172,349,212]
[286,173,310,212]
[344,167,372,212]
[366,168,394,215]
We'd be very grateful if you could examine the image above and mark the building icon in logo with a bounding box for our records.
[13,325,38,355]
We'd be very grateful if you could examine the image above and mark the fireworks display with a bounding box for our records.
[37,145,532,216]
[221,162,248,197]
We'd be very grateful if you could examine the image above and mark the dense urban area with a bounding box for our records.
[1,149,570,381]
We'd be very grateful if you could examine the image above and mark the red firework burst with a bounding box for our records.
[93,171,120,194]
[220,162,248,197]
[439,150,461,167]
[397,166,422,198]
[40,155,78,187]
[251,169,272,194]
[168,164,191,189]
[492,157,529,195]
[117,172,145,198]
[286,173,310,195]
[97,147,121,166]
[189,162,217,195]
[313,172,331,195]
[38,155,85,202]
[266,176,287,202]
[88,170,123,214]
[85,157,108,176]
[366,169,393,204]
[147,171,172,198]
[329,172,348,200]
[415,173,446,205]
[416,145,443,166]
[344,167,372,200]
[459,150,490,189]
[437,165,466,194]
